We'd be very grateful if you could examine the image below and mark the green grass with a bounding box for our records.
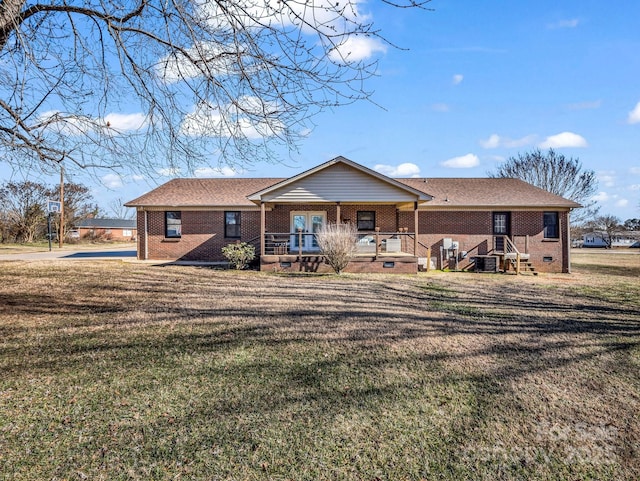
[0,256,639,480]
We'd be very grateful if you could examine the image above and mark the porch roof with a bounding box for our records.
[246,156,433,205]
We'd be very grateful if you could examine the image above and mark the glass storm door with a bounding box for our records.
[291,212,326,251]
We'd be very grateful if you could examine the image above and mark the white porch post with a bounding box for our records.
[414,201,419,256]
[336,202,341,223]
[260,202,266,257]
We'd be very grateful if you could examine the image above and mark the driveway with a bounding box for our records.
[0,244,137,261]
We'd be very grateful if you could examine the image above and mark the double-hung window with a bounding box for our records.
[357,211,376,231]
[543,212,559,239]
[165,211,182,238]
[225,211,241,238]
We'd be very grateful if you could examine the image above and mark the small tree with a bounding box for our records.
[316,222,358,275]
[489,148,598,224]
[585,215,621,248]
[222,242,255,270]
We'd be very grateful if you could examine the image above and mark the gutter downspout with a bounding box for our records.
[566,210,571,274]
[144,210,149,260]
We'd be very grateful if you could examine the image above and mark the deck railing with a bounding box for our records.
[263,230,424,257]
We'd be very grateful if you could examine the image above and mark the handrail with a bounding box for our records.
[503,235,520,255]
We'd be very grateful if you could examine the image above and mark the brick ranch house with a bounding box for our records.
[74,218,137,241]
[125,156,580,274]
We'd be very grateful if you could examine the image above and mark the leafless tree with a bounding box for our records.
[316,222,357,274]
[0,181,49,242]
[0,0,429,178]
[106,197,135,220]
[585,215,621,248]
[488,148,599,224]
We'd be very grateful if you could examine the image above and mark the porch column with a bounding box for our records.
[336,202,341,224]
[414,201,419,255]
[260,202,266,257]
[566,210,572,274]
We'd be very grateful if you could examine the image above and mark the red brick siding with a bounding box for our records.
[136,206,571,273]
[140,210,260,261]
[260,255,417,274]
[78,227,136,241]
[397,210,569,273]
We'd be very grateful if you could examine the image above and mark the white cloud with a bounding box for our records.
[629,184,640,191]
[539,131,587,148]
[131,174,145,181]
[431,103,450,112]
[547,18,579,29]
[616,199,629,207]
[627,102,640,124]
[194,166,240,177]
[104,113,148,131]
[441,153,479,169]
[158,168,181,177]
[180,97,284,139]
[329,36,386,63]
[101,174,123,189]
[452,74,464,85]
[480,133,536,149]
[38,110,147,135]
[373,162,421,177]
[630,167,640,175]
[597,171,616,188]
[566,100,601,110]
[592,192,609,202]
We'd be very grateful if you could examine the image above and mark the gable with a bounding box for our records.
[254,161,426,203]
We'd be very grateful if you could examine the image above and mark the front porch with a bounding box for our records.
[259,230,423,273]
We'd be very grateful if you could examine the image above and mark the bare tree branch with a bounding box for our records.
[0,0,429,178]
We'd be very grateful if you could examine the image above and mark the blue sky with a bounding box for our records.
[4,1,640,221]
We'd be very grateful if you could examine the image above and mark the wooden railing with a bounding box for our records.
[262,231,422,257]
[495,235,530,274]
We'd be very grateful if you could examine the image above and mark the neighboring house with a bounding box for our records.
[125,156,580,274]
[582,232,640,248]
[75,218,137,241]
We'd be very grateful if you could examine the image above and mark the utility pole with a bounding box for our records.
[59,165,64,248]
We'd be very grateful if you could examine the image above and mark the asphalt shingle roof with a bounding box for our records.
[76,218,137,229]
[397,178,581,208]
[124,177,580,209]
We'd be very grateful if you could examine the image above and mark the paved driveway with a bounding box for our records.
[0,245,137,261]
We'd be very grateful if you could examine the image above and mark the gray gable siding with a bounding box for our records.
[260,163,419,203]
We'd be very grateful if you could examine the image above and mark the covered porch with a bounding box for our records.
[246,156,432,273]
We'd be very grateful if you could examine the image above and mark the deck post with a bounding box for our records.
[414,201,419,256]
[260,202,266,257]
[516,252,521,275]
[336,202,341,224]
[426,247,431,272]
[375,227,380,257]
[297,228,303,259]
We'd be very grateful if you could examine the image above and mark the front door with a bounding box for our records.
[291,211,326,252]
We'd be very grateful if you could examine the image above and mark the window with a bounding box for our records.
[165,211,182,238]
[544,212,559,239]
[357,211,376,231]
[225,211,241,238]
[493,212,510,235]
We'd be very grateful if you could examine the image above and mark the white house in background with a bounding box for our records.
[582,232,640,248]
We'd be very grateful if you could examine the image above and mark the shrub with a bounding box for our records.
[222,242,256,270]
[315,222,357,274]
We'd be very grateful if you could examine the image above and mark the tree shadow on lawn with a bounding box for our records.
[3,270,640,478]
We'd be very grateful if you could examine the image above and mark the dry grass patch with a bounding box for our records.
[0,255,638,480]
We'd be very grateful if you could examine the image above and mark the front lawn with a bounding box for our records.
[0,254,638,480]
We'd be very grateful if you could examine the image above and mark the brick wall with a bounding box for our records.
[138,209,260,261]
[397,210,569,273]
[136,206,571,273]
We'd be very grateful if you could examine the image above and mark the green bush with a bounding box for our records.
[222,242,256,269]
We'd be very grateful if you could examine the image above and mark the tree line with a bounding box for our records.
[0,181,98,243]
